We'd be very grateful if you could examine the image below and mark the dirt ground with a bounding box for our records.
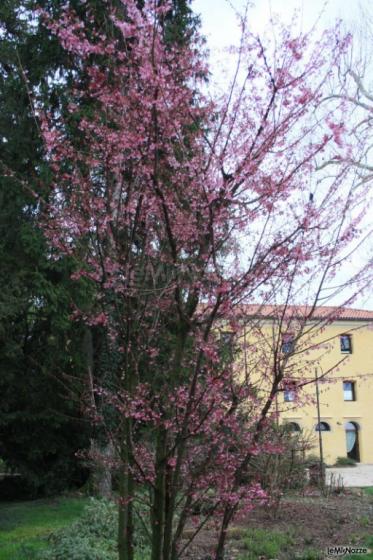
[182,489,373,559]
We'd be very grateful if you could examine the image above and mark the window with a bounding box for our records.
[340,334,352,354]
[284,389,295,402]
[343,381,356,401]
[282,334,294,354]
[315,421,330,432]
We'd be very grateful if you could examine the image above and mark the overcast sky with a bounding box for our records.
[191,0,373,310]
[192,0,369,49]
[192,0,373,83]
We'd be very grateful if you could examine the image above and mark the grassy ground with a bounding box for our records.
[1,490,373,560]
[185,488,373,560]
[234,528,373,560]
[0,496,89,560]
[345,535,373,560]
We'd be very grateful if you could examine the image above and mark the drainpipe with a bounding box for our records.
[315,367,325,488]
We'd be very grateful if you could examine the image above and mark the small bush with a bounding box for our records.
[40,499,117,560]
[295,549,323,560]
[304,454,322,467]
[43,536,116,560]
[360,515,370,527]
[39,498,150,560]
[335,456,357,467]
[239,527,293,559]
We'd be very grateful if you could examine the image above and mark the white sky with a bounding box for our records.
[193,0,373,79]
[192,0,373,310]
[192,0,369,48]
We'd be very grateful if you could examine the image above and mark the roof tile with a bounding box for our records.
[241,305,373,321]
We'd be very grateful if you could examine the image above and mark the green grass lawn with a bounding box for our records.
[346,490,373,560]
[238,527,295,559]
[345,535,373,560]
[0,496,89,560]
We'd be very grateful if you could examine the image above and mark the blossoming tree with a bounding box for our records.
[38,1,370,559]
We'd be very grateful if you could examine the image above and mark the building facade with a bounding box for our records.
[240,307,373,465]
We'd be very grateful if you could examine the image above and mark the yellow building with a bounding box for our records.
[240,306,373,465]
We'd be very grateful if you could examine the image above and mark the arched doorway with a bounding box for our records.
[345,422,360,462]
[286,422,301,432]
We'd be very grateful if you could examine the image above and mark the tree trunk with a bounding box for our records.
[215,509,233,560]
[151,428,167,560]
[83,328,113,498]
[163,464,174,560]
[90,439,113,498]
[170,494,192,560]
[118,422,134,560]
[158,331,187,560]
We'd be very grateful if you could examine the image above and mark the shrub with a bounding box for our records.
[239,528,294,559]
[39,498,150,560]
[42,536,116,560]
[295,549,323,560]
[304,455,327,487]
[304,454,323,467]
[40,499,117,560]
[240,424,314,514]
[335,456,357,467]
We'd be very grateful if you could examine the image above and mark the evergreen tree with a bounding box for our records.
[0,0,199,496]
[0,0,90,495]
